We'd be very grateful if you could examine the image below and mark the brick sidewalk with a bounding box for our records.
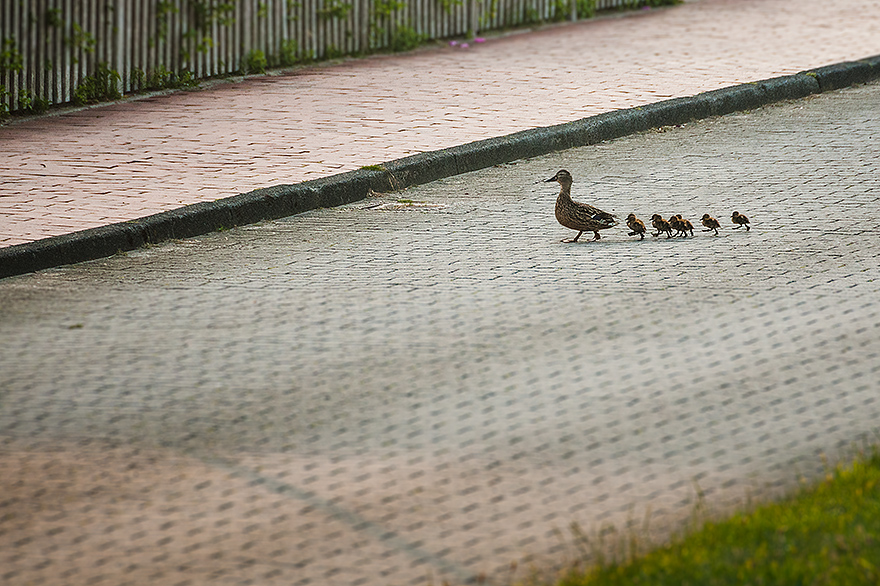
[1,80,879,586]
[1,0,879,247]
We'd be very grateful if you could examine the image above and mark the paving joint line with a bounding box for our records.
[202,454,480,585]
[1,55,878,280]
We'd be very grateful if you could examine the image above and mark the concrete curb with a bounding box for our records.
[2,54,879,279]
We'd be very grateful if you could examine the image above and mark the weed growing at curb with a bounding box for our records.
[244,49,269,74]
[389,25,426,53]
[130,65,200,92]
[73,62,122,105]
[16,88,51,114]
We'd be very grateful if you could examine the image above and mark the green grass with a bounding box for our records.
[559,450,880,586]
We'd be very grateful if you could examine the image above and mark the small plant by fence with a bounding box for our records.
[0,0,677,116]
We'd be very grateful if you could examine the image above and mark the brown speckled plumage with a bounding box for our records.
[667,214,694,237]
[680,215,695,237]
[701,213,721,235]
[669,214,684,237]
[545,169,617,242]
[732,211,751,231]
[650,214,673,238]
[626,213,647,240]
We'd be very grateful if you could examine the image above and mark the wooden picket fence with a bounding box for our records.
[1,0,647,113]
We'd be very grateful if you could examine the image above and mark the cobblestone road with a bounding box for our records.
[1,81,879,585]
[1,0,879,246]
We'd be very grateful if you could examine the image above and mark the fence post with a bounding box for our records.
[468,0,479,38]
[116,0,125,95]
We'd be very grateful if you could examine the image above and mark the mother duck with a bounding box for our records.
[545,169,617,242]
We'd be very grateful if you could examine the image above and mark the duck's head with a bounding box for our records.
[626,213,637,221]
[651,214,663,221]
[732,211,740,218]
[701,213,712,220]
[545,169,573,186]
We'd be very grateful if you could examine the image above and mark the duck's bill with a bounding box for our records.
[544,176,557,182]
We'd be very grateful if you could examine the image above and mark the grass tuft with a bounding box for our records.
[559,449,880,586]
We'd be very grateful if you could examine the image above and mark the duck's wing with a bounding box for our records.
[575,202,618,226]
[591,210,617,224]
[558,195,619,231]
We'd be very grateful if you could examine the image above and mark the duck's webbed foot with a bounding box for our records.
[562,231,584,243]
[592,232,601,241]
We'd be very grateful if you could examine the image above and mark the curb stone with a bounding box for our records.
[1,55,878,279]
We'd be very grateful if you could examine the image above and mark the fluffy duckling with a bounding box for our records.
[701,213,720,235]
[680,216,695,237]
[731,211,750,231]
[626,213,647,240]
[668,214,692,237]
[545,169,617,242]
[650,214,673,238]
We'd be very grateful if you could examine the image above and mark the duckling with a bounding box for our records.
[701,213,720,235]
[680,215,695,237]
[545,169,617,242]
[650,214,673,238]
[669,214,693,238]
[731,211,750,231]
[626,213,647,240]
[668,214,695,237]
